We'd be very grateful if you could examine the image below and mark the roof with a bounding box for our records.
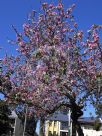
[47,113,102,124]
[47,113,68,121]
[78,117,96,124]
[47,113,68,122]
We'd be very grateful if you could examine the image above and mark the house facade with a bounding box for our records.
[45,112,102,136]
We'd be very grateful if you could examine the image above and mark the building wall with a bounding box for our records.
[45,120,60,136]
[45,120,69,136]
[15,118,24,136]
[83,128,102,136]
[10,114,24,136]
[45,120,102,136]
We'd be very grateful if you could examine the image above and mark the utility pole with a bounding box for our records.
[68,108,71,136]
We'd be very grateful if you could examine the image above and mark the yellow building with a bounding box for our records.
[45,112,102,136]
[45,120,60,136]
[45,111,69,136]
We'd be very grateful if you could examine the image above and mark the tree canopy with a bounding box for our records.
[0,1,102,136]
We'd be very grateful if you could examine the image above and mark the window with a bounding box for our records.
[49,121,52,126]
[54,121,57,127]
[48,131,52,136]
[60,131,68,136]
[53,131,56,136]
[60,122,68,130]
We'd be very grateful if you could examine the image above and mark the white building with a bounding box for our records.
[9,111,24,136]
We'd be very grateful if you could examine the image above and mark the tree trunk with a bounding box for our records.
[40,118,45,136]
[26,118,37,136]
[72,122,76,136]
[76,121,84,136]
[70,98,84,136]
[72,121,84,136]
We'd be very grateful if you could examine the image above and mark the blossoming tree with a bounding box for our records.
[1,2,102,136]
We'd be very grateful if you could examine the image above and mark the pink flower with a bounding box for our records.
[71,80,76,84]
[88,41,98,48]
[57,3,63,10]
[77,31,83,39]
[49,4,54,8]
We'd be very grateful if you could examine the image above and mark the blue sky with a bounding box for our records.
[0,0,102,130]
[0,0,102,58]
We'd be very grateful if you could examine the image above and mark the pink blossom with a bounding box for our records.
[57,3,63,10]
